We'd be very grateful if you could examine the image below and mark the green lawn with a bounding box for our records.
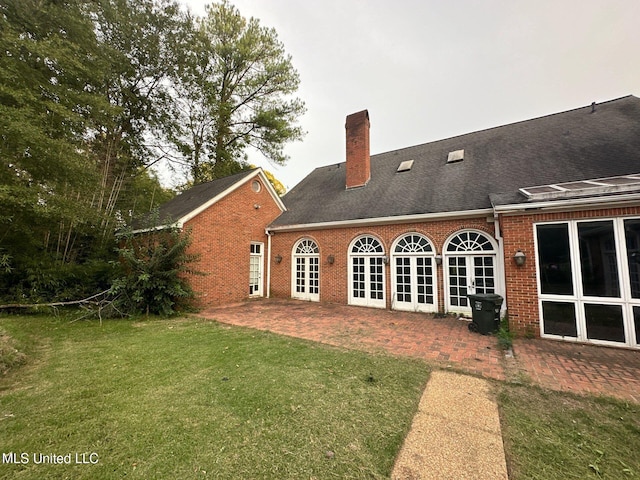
[0,314,429,479]
[499,383,640,479]
[1,314,639,480]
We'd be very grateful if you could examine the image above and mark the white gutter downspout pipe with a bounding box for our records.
[265,228,272,298]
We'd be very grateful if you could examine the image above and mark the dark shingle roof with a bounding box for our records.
[271,95,640,227]
[154,169,257,225]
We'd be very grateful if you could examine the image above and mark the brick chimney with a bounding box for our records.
[345,110,370,189]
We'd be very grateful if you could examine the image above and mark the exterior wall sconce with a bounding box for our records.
[327,255,335,265]
[275,254,282,264]
[435,254,443,265]
[383,255,390,264]
[514,250,526,267]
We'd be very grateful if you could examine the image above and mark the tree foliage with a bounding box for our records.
[0,0,303,305]
[168,0,305,183]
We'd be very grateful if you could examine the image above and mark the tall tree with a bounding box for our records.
[168,0,305,183]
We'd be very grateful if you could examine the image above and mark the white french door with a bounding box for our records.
[249,243,263,296]
[349,236,386,309]
[291,239,320,302]
[293,256,319,301]
[391,233,438,312]
[393,256,437,312]
[444,230,499,315]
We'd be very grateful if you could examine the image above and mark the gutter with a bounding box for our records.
[267,208,494,233]
[493,192,640,214]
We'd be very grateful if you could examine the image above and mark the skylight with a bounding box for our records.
[447,149,464,163]
[397,160,414,172]
[520,174,640,201]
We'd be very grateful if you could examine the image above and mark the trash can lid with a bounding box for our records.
[467,293,503,301]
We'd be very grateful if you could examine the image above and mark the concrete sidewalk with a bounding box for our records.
[392,371,508,480]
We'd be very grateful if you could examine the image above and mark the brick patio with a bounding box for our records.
[200,298,640,403]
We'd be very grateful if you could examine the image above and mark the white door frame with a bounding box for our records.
[391,233,438,313]
[443,229,501,316]
[249,242,264,297]
[348,235,386,309]
[291,238,320,302]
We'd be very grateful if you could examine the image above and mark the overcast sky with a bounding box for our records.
[179,0,640,191]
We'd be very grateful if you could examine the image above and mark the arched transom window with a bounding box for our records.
[295,239,319,255]
[394,234,434,253]
[351,236,384,254]
[446,230,495,252]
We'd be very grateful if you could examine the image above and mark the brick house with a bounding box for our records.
[151,168,285,307]
[158,96,640,350]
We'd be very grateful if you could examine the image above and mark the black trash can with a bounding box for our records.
[467,293,503,335]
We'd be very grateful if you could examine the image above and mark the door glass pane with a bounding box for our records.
[395,257,411,302]
[473,256,495,294]
[296,257,305,293]
[537,224,573,295]
[578,221,620,297]
[309,257,319,295]
[634,306,640,345]
[352,258,365,298]
[541,301,577,337]
[448,257,468,307]
[584,303,625,343]
[370,258,384,300]
[249,255,260,294]
[625,219,640,299]
[416,257,434,304]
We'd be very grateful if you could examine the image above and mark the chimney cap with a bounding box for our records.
[346,109,369,125]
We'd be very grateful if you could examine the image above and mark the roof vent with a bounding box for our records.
[447,149,464,163]
[397,160,414,172]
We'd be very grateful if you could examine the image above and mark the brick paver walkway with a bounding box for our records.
[200,298,640,403]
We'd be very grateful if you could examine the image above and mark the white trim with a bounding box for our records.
[494,192,640,215]
[348,234,386,309]
[442,229,502,316]
[266,229,272,298]
[534,217,640,348]
[291,238,320,302]
[249,242,264,297]
[390,233,438,313]
[268,208,493,233]
[180,169,285,226]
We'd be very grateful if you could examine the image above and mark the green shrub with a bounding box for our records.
[110,225,201,316]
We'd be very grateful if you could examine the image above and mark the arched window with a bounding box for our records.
[446,230,495,252]
[351,236,384,254]
[391,234,437,312]
[295,239,319,255]
[394,234,434,254]
[444,230,498,314]
[292,238,319,301]
[349,235,385,308]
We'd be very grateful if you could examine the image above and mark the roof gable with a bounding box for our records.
[145,168,285,231]
[271,95,640,228]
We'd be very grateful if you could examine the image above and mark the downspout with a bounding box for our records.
[490,196,507,317]
[265,228,272,298]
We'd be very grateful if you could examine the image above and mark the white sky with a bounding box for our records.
[179,0,640,191]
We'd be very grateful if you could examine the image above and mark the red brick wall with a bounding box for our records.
[270,217,496,310]
[184,176,282,307]
[500,206,640,337]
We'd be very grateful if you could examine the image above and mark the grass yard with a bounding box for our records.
[0,314,429,480]
[499,383,640,480]
[1,313,639,480]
